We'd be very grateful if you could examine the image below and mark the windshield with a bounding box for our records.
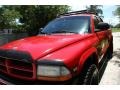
[41,16,90,34]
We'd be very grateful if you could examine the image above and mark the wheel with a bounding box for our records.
[72,64,99,85]
[107,41,113,60]
[83,64,99,85]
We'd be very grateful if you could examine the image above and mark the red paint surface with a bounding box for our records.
[0,14,113,81]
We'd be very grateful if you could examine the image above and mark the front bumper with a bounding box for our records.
[0,73,76,85]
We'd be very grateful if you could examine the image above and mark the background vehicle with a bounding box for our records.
[0,10,113,85]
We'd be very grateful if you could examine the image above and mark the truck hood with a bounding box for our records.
[0,34,90,60]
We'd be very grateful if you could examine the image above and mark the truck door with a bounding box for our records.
[94,16,109,62]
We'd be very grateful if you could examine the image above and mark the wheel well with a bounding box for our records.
[76,53,98,84]
[82,53,98,71]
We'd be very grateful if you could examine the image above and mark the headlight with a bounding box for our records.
[37,65,71,81]
[37,65,70,77]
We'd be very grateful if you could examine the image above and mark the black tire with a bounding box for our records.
[83,64,99,85]
[107,41,113,60]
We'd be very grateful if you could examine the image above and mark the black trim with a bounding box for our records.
[59,10,97,17]
[0,49,33,62]
[37,60,64,66]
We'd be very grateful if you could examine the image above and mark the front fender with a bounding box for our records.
[77,47,98,73]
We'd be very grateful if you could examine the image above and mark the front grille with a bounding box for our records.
[0,57,35,79]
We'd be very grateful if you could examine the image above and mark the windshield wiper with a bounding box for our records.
[51,30,78,34]
[39,31,51,35]
[40,32,46,34]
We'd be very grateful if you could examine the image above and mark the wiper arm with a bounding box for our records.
[52,30,78,34]
[52,30,67,33]
[40,32,46,34]
[39,31,51,35]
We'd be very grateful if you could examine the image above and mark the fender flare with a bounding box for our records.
[77,47,98,73]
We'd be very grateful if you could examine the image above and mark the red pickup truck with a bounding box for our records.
[0,10,113,85]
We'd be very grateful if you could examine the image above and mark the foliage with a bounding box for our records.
[114,23,120,28]
[114,6,120,23]
[114,6,120,16]
[0,6,21,30]
[86,5,103,16]
[0,5,70,35]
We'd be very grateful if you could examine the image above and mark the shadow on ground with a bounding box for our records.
[113,48,120,59]
[99,58,109,83]
[98,48,120,83]
[110,48,120,67]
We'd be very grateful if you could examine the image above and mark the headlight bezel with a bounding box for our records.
[36,60,72,81]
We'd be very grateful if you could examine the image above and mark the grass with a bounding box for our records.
[112,28,120,32]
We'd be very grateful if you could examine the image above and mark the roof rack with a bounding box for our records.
[59,10,97,17]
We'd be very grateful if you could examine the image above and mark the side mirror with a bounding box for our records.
[97,22,110,30]
[39,28,43,34]
[39,28,43,31]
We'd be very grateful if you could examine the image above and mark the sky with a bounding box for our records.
[71,5,119,26]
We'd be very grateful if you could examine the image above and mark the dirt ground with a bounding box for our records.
[100,32,120,85]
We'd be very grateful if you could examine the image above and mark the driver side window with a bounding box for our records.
[94,16,103,32]
[94,16,99,30]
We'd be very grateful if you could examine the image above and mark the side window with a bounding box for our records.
[94,16,104,32]
[94,16,99,30]
[97,16,103,22]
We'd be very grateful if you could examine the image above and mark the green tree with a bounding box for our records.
[114,5,120,23]
[114,23,120,28]
[114,6,120,16]
[0,7,5,30]
[0,5,70,35]
[86,5,103,16]
[12,5,70,36]
[0,6,21,30]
